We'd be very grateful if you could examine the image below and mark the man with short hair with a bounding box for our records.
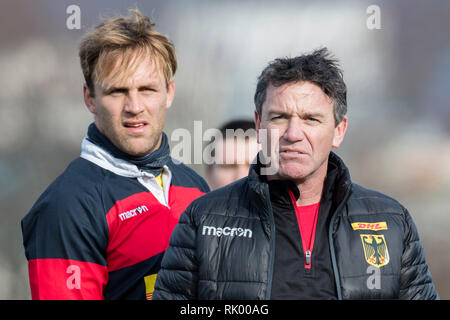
[205,119,260,190]
[153,48,439,300]
[21,10,209,300]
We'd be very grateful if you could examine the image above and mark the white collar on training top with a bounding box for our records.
[80,137,172,207]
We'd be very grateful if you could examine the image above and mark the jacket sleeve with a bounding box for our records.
[399,209,439,299]
[153,204,199,300]
[21,186,109,300]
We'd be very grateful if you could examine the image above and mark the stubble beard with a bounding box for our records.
[119,130,162,157]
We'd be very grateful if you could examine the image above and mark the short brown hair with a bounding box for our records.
[79,9,177,96]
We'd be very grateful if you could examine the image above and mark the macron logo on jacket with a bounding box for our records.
[118,205,149,221]
[202,225,253,238]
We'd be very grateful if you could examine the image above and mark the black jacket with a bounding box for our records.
[153,152,438,300]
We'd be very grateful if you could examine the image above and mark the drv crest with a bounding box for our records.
[360,234,390,267]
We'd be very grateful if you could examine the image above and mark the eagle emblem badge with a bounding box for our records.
[360,234,390,268]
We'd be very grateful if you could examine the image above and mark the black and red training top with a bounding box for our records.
[21,135,209,300]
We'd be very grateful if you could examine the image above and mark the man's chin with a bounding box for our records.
[276,165,311,182]
[115,133,162,156]
[126,150,151,157]
[117,141,157,157]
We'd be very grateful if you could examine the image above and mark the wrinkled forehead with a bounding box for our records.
[263,81,334,114]
[94,46,165,90]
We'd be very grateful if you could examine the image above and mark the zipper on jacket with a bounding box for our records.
[264,184,276,300]
[305,250,311,266]
[288,190,318,270]
[328,183,352,300]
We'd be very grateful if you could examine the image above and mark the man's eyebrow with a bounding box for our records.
[138,82,159,89]
[103,86,128,94]
[267,110,290,117]
[102,80,161,94]
[302,112,325,119]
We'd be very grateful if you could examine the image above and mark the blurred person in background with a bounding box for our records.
[205,119,260,190]
[21,9,209,300]
[153,48,439,300]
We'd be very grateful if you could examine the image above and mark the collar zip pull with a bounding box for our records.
[305,250,311,266]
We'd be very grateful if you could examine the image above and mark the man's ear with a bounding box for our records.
[254,110,261,144]
[165,78,175,109]
[332,116,348,148]
[83,84,96,114]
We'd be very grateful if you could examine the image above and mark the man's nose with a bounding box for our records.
[283,117,305,142]
[124,91,144,114]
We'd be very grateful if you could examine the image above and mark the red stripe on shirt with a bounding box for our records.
[28,258,108,300]
[106,186,205,271]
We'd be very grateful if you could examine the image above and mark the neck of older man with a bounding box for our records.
[296,161,328,206]
[268,159,328,207]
